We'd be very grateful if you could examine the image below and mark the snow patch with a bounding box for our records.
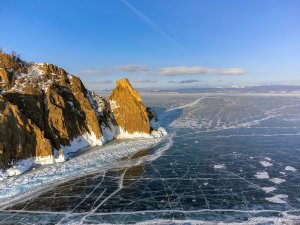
[285,166,297,172]
[109,100,119,110]
[0,159,34,180]
[262,187,276,193]
[264,157,272,161]
[116,127,167,139]
[116,127,152,139]
[260,161,273,167]
[54,154,65,163]
[266,194,288,204]
[61,131,103,156]
[255,172,269,179]
[25,65,44,77]
[214,164,225,169]
[270,178,286,184]
[34,155,54,165]
[151,127,168,138]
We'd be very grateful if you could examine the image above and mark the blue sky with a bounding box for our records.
[1,0,299,90]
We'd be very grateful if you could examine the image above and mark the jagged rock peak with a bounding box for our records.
[110,78,150,135]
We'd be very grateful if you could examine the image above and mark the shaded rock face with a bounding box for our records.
[88,92,117,129]
[109,78,150,134]
[0,52,103,167]
[0,95,53,168]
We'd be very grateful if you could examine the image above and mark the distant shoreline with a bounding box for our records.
[141,92,300,97]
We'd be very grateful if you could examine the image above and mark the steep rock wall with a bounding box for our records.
[109,78,150,134]
[0,94,53,168]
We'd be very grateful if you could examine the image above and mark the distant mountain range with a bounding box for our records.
[133,85,300,94]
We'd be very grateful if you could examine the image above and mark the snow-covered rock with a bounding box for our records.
[0,51,167,181]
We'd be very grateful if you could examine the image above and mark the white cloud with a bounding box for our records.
[220,68,246,75]
[159,66,245,76]
[132,79,157,83]
[79,70,107,75]
[88,80,113,85]
[114,64,148,72]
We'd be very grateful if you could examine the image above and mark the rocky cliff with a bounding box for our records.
[0,51,165,171]
[0,95,53,168]
[110,78,151,135]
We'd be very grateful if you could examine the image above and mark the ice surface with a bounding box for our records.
[1,93,300,224]
[0,136,169,207]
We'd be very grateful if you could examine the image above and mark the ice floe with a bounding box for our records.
[255,172,269,179]
[285,166,297,172]
[262,187,276,193]
[259,161,273,167]
[266,194,288,204]
[213,164,225,169]
[270,178,286,184]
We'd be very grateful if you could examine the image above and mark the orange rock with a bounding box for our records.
[0,51,103,167]
[0,51,27,73]
[0,94,53,168]
[0,68,15,89]
[110,78,150,134]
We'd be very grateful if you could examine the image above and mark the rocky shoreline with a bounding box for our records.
[0,51,166,178]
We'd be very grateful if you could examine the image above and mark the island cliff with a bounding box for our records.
[110,78,151,135]
[0,51,165,170]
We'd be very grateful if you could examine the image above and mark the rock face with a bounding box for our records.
[2,61,102,150]
[0,68,15,89]
[0,95,53,168]
[109,78,150,134]
[0,51,104,168]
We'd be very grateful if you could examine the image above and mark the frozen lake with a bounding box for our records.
[0,93,300,224]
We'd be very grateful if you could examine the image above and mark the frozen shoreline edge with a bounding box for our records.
[0,134,169,209]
